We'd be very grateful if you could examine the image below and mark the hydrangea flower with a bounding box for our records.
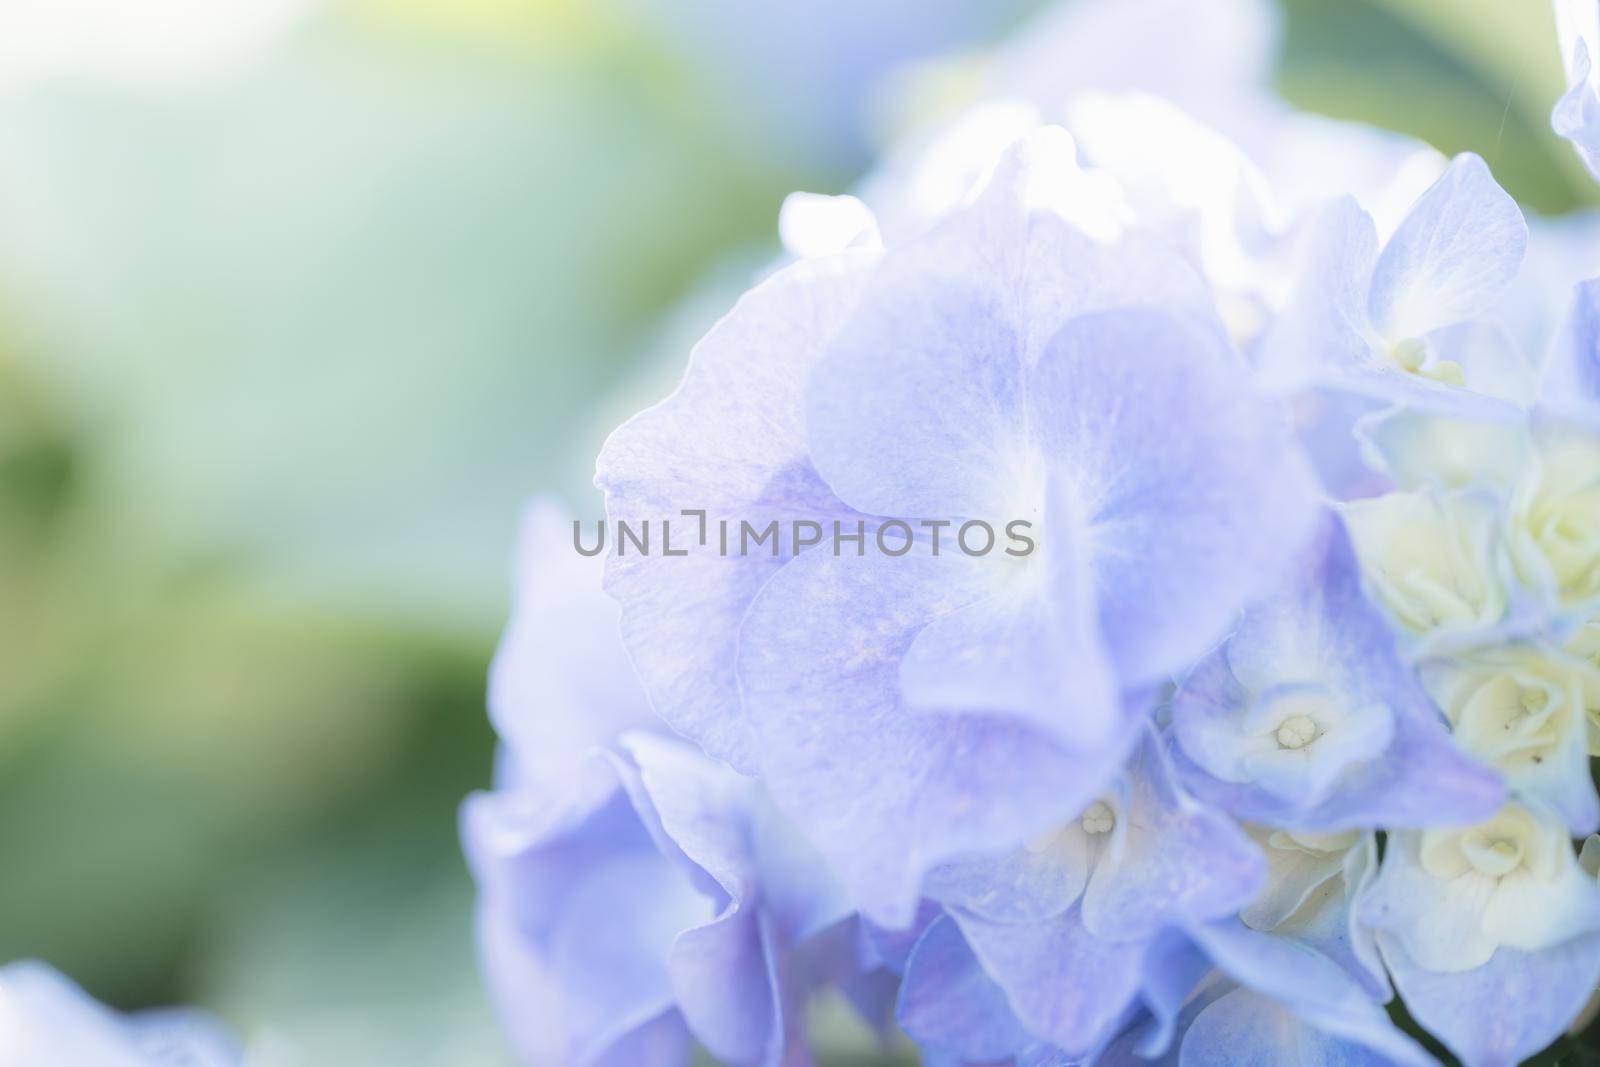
[1363,804,1600,1065]
[471,2,1600,1063]
[1422,647,1600,833]
[0,961,238,1067]
[1172,512,1503,829]
[1257,154,1530,411]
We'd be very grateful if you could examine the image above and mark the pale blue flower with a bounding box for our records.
[0,962,237,1067]
[1258,154,1531,412]
[1172,511,1504,829]
[1363,802,1600,1065]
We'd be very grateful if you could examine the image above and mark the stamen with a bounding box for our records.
[1275,714,1318,750]
[1081,801,1115,835]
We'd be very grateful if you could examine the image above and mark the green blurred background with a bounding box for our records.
[0,0,1590,1063]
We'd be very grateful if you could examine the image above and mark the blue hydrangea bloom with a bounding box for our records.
[1172,511,1504,829]
[1257,154,1530,412]
[1363,804,1600,1066]
[0,961,238,1067]
[472,6,1600,1062]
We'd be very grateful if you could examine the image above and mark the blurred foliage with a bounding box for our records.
[0,0,1596,1064]
[1278,0,1598,216]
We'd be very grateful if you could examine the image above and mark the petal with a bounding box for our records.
[898,584,1121,749]
[1063,91,1277,299]
[588,1012,692,1067]
[804,129,1215,523]
[736,547,1143,928]
[0,962,189,1067]
[954,903,1146,1058]
[1554,1,1600,181]
[1539,278,1600,418]
[1367,154,1527,345]
[923,830,1090,926]
[1421,648,1600,835]
[618,735,854,1065]
[1302,706,1505,830]
[898,479,1120,749]
[1179,987,1408,1067]
[1424,321,1537,405]
[1239,835,1348,933]
[804,261,1026,520]
[896,914,1036,1062]
[1361,830,1502,974]
[1378,932,1600,1067]
[1134,931,1218,1058]
[463,785,709,1065]
[1029,308,1321,685]
[596,252,875,770]
[1187,921,1434,1067]
[1355,408,1527,494]
[668,909,778,1066]
[1480,850,1600,953]
[778,192,881,259]
[1292,388,1396,503]
[488,499,656,801]
[1255,197,1379,392]
[1081,735,1266,941]
[1260,834,1390,1002]
[1325,359,1524,419]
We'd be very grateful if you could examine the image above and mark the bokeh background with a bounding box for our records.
[0,0,1591,1064]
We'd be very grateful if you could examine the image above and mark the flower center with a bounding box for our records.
[1391,338,1465,387]
[1081,801,1115,835]
[1462,830,1525,878]
[1274,713,1318,750]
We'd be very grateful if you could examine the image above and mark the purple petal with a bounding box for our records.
[1080,736,1266,941]
[954,903,1146,1058]
[488,499,657,801]
[1256,197,1379,391]
[1378,932,1600,1067]
[1179,986,1410,1067]
[596,252,876,769]
[1539,278,1600,418]
[898,479,1120,748]
[1367,154,1527,344]
[1028,308,1321,685]
[896,914,1036,1062]
[1553,14,1600,181]
[1188,921,1434,1067]
[805,130,1218,523]
[736,547,1142,927]
[463,784,708,1066]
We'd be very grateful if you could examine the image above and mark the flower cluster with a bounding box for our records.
[467,1,1600,1065]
